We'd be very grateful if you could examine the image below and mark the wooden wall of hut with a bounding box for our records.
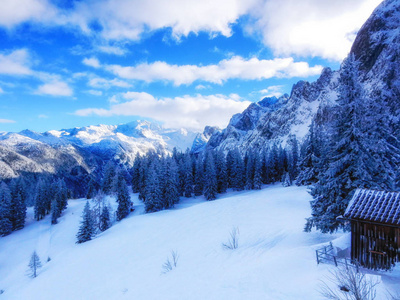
[351,221,400,270]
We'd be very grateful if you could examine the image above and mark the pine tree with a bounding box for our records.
[86,177,96,199]
[116,175,132,221]
[99,205,111,232]
[230,149,245,191]
[193,154,204,196]
[131,154,142,193]
[28,251,42,278]
[0,183,12,236]
[76,201,95,243]
[203,152,218,200]
[245,151,255,190]
[183,154,194,198]
[9,178,27,231]
[215,150,228,193]
[162,158,180,208]
[34,179,47,221]
[306,54,394,233]
[253,151,263,190]
[101,161,116,195]
[144,162,163,212]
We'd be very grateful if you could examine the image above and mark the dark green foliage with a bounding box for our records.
[9,178,27,231]
[116,175,132,221]
[99,205,111,232]
[204,152,218,201]
[76,201,95,243]
[0,183,12,236]
[102,161,116,195]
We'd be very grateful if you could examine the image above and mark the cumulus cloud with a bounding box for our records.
[247,0,383,61]
[88,90,103,96]
[88,77,131,89]
[106,56,323,86]
[0,49,33,76]
[36,80,73,96]
[0,118,15,123]
[258,85,284,98]
[0,0,58,28]
[0,0,383,61]
[82,57,101,68]
[74,92,251,130]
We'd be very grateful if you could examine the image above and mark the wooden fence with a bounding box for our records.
[316,242,359,272]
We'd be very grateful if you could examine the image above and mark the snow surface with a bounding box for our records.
[0,186,399,299]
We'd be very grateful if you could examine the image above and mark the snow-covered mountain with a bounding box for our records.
[203,0,400,153]
[0,120,198,181]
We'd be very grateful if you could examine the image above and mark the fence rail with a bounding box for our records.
[316,242,359,272]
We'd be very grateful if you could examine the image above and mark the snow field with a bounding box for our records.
[0,185,398,299]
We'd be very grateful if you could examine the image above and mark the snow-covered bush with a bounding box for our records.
[222,227,239,250]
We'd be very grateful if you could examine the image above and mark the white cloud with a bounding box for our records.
[36,81,73,96]
[0,0,58,28]
[98,45,127,56]
[88,77,131,89]
[247,0,383,61]
[0,118,15,123]
[0,87,3,93]
[88,90,103,96]
[75,92,251,131]
[107,56,323,86]
[82,57,101,68]
[0,49,33,76]
[258,85,284,98]
[38,114,48,118]
[70,0,258,40]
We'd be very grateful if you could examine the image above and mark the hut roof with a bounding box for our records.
[344,189,400,226]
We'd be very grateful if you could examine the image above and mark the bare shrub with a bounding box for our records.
[162,250,179,274]
[320,265,380,300]
[222,227,239,250]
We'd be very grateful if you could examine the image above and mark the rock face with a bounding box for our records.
[204,67,339,153]
[202,0,400,153]
[0,121,197,181]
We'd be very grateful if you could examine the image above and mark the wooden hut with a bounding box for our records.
[343,189,400,270]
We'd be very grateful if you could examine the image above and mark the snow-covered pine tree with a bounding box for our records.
[131,154,142,193]
[203,152,218,200]
[9,178,27,231]
[0,182,12,236]
[162,157,180,208]
[183,154,194,198]
[34,179,47,221]
[296,121,320,186]
[230,149,245,191]
[307,54,392,233]
[76,201,95,243]
[287,135,299,182]
[116,174,132,221]
[215,150,228,193]
[226,149,235,188]
[245,151,255,190]
[144,162,163,212]
[86,177,97,199]
[28,251,42,278]
[99,205,111,232]
[101,161,116,195]
[193,154,204,196]
[253,151,263,190]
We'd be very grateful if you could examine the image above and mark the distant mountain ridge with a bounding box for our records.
[0,120,197,181]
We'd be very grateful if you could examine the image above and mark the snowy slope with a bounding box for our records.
[0,186,398,299]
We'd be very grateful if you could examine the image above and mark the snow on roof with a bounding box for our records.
[344,189,400,226]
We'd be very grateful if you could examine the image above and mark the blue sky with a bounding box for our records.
[0,0,382,132]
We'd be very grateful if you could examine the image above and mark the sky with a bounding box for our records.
[0,0,383,133]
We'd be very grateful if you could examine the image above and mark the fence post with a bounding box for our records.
[333,256,338,267]
[316,250,319,264]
